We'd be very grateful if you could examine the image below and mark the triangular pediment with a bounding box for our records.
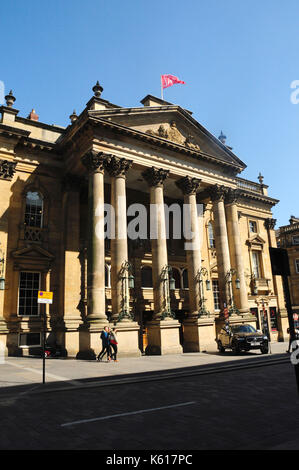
[12,245,54,260]
[88,101,246,172]
[246,234,266,247]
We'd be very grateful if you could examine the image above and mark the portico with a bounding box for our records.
[0,82,287,358]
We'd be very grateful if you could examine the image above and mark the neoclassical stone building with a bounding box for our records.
[0,82,288,357]
[277,216,299,322]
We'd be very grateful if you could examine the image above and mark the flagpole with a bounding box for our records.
[161,76,163,100]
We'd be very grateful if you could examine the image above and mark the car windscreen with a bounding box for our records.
[231,325,257,333]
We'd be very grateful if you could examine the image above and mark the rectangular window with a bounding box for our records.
[295,260,299,274]
[18,272,40,316]
[252,251,261,278]
[249,221,257,233]
[18,333,41,348]
[270,307,278,332]
[292,236,299,245]
[212,280,220,310]
[250,308,260,329]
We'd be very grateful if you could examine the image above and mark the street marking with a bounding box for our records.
[5,361,81,386]
[61,401,196,427]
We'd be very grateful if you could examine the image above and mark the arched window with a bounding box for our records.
[141,266,153,288]
[171,267,181,289]
[208,222,215,248]
[182,269,189,289]
[25,191,43,228]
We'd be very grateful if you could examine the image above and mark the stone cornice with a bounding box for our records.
[237,189,279,207]
[88,117,244,174]
[0,123,30,139]
[175,176,201,195]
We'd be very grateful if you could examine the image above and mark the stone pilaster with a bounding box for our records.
[59,175,83,354]
[225,189,249,315]
[81,150,107,326]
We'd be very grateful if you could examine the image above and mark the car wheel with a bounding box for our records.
[217,340,225,353]
[231,342,240,354]
[260,346,269,354]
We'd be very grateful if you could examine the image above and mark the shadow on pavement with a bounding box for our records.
[0,351,290,401]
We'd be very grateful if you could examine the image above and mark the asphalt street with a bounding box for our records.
[0,358,298,450]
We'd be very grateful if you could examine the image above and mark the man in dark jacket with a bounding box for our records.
[97,326,111,361]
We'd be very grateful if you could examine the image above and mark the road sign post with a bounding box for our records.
[37,291,53,384]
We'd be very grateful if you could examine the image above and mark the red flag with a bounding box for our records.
[161,74,185,89]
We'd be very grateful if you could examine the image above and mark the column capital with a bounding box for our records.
[225,188,240,205]
[208,184,229,202]
[81,150,106,174]
[142,167,169,187]
[264,218,277,230]
[105,155,133,177]
[0,159,17,181]
[175,176,201,195]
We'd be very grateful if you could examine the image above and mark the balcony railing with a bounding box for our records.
[236,177,263,195]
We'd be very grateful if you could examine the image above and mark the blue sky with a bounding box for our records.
[1,0,298,226]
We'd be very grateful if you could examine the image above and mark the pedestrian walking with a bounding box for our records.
[109,328,118,362]
[97,326,111,361]
[286,326,299,353]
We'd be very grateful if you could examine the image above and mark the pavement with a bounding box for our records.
[0,341,290,396]
[1,341,299,451]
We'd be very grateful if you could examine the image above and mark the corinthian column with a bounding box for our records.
[175,176,202,316]
[142,167,170,319]
[225,189,249,314]
[142,167,181,355]
[209,185,231,311]
[105,155,132,322]
[81,150,107,324]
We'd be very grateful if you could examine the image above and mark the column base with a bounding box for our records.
[0,332,7,361]
[0,319,8,334]
[76,321,109,360]
[183,316,216,352]
[145,318,182,356]
[112,321,141,357]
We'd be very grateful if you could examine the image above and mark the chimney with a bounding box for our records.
[28,109,39,121]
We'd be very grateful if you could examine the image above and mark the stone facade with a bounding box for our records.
[0,86,288,358]
[277,216,299,322]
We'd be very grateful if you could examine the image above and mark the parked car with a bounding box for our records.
[216,324,269,354]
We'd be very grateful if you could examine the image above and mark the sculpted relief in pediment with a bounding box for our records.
[146,121,200,151]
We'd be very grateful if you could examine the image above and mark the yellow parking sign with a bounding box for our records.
[38,291,53,304]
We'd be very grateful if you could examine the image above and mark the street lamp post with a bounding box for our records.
[161,265,175,320]
[118,261,135,322]
[196,267,211,317]
[225,268,240,316]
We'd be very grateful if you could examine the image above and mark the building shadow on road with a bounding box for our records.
[0,351,290,402]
